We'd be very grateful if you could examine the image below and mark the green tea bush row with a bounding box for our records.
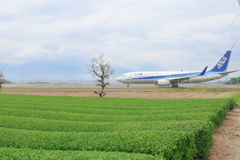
[0,147,161,160]
[194,99,235,159]
[208,99,235,128]
[0,107,213,122]
[0,94,229,110]
[0,102,224,116]
[0,115,208,132]
[0,128,196,160]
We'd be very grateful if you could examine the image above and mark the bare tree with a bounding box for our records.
[87,54,115,97]
[0,69,4,91]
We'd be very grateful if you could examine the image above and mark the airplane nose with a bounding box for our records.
[116,77,122,82]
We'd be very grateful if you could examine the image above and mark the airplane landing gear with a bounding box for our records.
[172,84,178,88]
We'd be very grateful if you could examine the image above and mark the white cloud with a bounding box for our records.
[0,0,239,78]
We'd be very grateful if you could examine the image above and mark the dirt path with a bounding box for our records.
[210,106,240,160]
[0,90,234,99]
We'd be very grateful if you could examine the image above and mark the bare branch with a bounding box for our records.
[87,54,115,97]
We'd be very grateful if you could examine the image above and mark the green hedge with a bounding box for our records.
[0,115,209,132]
[0,147,161,160]
[0,94,235,159]
[0,107,220,122]
[0,128,196,160]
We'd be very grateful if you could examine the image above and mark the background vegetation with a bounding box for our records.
[225,77,240,84]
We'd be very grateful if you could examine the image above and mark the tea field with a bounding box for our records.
[0,94,235,160]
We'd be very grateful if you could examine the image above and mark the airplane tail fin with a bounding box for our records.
[209,51,231,72]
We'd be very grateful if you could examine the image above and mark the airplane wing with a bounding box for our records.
[220,70,240,76]
[168,66,208,84]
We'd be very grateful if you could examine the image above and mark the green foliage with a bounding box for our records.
[0,128,196,159]
[0,94,235,159]
[0,147,161,160]
[193,122,214,159]
[225,77,240,84]
[230,93,240,104]
[227,99,235,110]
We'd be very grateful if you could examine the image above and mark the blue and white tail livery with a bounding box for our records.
[116,50,239,88]
[209,51,231,73]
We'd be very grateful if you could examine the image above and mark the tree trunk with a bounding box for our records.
[0,82,3,91]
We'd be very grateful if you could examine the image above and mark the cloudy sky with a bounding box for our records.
[0,0,240,81]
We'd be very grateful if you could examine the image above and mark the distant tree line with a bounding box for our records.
[225,77,240,84]
[27,82,51,84]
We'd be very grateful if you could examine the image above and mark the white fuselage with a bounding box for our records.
[116,71,226,86]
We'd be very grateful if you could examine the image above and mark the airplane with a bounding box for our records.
[116,50,239,88]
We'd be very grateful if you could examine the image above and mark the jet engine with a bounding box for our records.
[157,79,170,86]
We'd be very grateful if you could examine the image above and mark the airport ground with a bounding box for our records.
[0,84,240,160]
[0,90,235,99]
